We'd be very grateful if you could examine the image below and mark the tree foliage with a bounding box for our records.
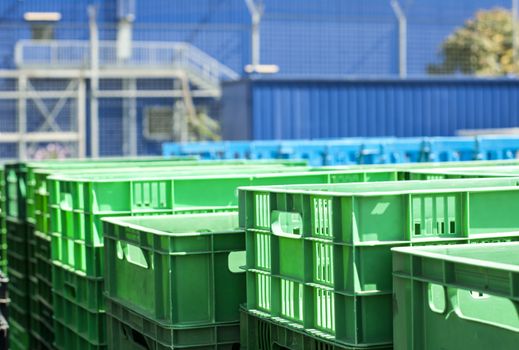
[429,8,519,76]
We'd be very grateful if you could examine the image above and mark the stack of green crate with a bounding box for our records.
[238,178,519,349]
[27,160,306,350]
[2,158,297,350]
[0,165,6,269]
[392,241,519,350]
[4,162,31,350]
[103,213,244,349]
[47,168,402,350]
[26,160,291,349]
[24,158,201,350]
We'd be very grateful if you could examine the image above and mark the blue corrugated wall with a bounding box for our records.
[220,79,519,140]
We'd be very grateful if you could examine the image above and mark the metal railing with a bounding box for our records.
[14,39,240,83]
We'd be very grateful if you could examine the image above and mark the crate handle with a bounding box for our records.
[452,288,519,332]
[429,284,519,332]
[116,241,151,269]
[121,323,151,349]
[271,211,303,238]
[228,251,246,273]
[64,281,77,300]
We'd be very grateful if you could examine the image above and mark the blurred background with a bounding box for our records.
[1,0,519,159]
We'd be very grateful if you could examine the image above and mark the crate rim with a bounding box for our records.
[238,177,519,196]
[102,212,241,237]
[392,241,519,273]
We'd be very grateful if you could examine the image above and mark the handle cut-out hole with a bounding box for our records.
[64,282,77,299]
[271,211,303,238]
[428,283,446,314]
[116,241,150,269]
[228,251,246,273]
[455,288,519,332]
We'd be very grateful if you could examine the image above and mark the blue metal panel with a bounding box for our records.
[221,78,519,140]
[220,80,251,140]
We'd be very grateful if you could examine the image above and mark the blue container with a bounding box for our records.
[422,137,477,162]
[476,136,519,161]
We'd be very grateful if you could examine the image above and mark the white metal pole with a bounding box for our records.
[18,74,27,160]
[245,0,264,69]
[391,0,407,78]
[513,0,518,68]
[122,78,137,156]
[77,77,87,158]
[88,5,100,157]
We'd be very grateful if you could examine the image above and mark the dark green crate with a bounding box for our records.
[29,275,38,306]
[10,318,30,350]
[240,307,393,350]
[52,265,104,311]
[36,268,52,306]
[0,215,6,268]
[106,297,240,350]
[6,219,29,255]
[54,319,106,350]
[7,245,29,276]
[5,163,27,222]
[393,242,519,350]
[7,260,28,292]
[103,212,245,326]
[10,300,30,329]
[53,291,106,344]
[30,316,54,350]
[240,178,519,347]
[35,232,52,304]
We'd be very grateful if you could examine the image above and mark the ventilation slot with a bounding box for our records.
[313,197,333,238]
[314,242,334,285]
[315,288,335,332]
[255,193,270,229]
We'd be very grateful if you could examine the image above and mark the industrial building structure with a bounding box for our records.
[0,0,516,158]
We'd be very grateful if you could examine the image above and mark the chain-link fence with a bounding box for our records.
[0,0,518,77]
[0,0,518,159]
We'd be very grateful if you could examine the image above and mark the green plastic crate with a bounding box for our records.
[22,158,304,228]
[9,289,29,327]
[35,233,52,303]
[49,169,400,277]
[53,290,106,344]
[103,212,245,326]
[6,219,30,275]
[10,318,30,350]
[393,242,519,350]
[31,163,308,236]
[5,162,27,222]
[240,307,392,350]
[30,310,54,350]
[54,319,106,350]
[106,297,240,350]
[48,166,317,215]
[52,265,104,311]
[405,165,519,180]
[239,177,519,347]
[49,169,399,350]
